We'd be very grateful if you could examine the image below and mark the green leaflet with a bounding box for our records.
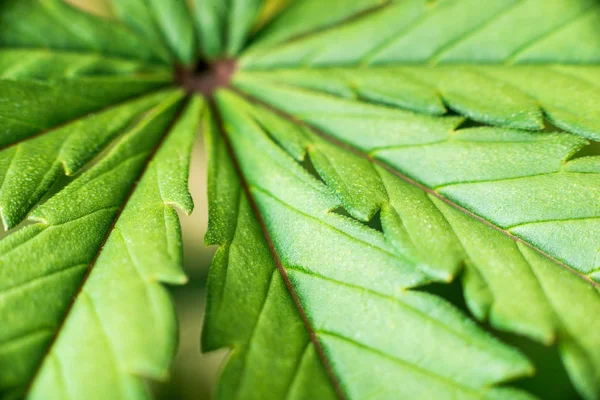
[241,0,600,66]
[206,90,600,399]
[202,111,338,400]
[206,90,541,399]
[233,74,600,284]
[0,49,167,80]
[247,0,388,53]
[109,0,301,61]
[0,89,172,229]
[192,0,299,58]
[436,205,600,400]
[237,0,600,139]
[208,1,600,398]
[0,0,168,64]
[110,0,203,65]
[144,0,197,65]
[192,0,259,58]
[0,92,203,399]
[109,0,167,51]
[193,0,229,58]
[252,0,297,31]
[236,66,600,140]
[109,0,200,64]
[0,73,171,148]
[226,0,264,56]
[110,0,266,60]
[0,47,172,149]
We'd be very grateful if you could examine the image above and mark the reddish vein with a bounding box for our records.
[208,99,347,400]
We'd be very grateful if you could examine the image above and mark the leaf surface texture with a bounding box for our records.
[0,0,599,399]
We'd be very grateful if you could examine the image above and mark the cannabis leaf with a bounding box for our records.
[204,1,600,399]
[0,1,202,398]
[206,90,600,400]
[1,0,599,400]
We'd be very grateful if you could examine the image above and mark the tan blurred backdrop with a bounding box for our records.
[153,140,225,400]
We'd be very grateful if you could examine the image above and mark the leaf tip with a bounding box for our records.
[0,210,9,231]
[0,208,24,231]
[131,363,171,382]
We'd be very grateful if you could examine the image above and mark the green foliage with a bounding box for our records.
[234,77,600,282]
[208,90,600,400]
[0,0,599,399]
[0,0,168,63]
[0,90,170,228]
[237,66,600,139]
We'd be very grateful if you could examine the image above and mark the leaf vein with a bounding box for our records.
[316,330,484,394]
[507,4,600,62]
[285,266,499,351]
[0,263,86,300]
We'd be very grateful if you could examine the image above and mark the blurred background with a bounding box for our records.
[152,139,226,400]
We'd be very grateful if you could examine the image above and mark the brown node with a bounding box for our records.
[175,59,237,97]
